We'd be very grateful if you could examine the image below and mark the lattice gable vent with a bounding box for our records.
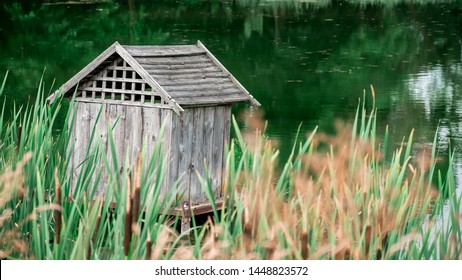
[76,56,170,107]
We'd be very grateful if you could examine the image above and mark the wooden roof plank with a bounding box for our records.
[155,77,232,87]
[146,67,223,76]
[134,55,210,65]
[140,62,217,70]
[175,95,251,105]
[172,91,244,100]
[163,83,238,93]
[123,45,205,57]
[149,72,227,80]
[196,40,261,107]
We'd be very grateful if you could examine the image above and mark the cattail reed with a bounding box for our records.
[124,175,132,257]
[131,188,140,230]
[54,169,62,245]
[364,225,372,256]
[243,221,252,251]
[86,241,92,260]
[146,230,152,260]
[265,242,276,259]
[93,204,102,245]
[16,123,22,152]
[301,230,308,260]
[376,248,382,260]
[131,154,142,231]
[335,248,351,260]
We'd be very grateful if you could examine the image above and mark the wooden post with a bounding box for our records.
[181,201,191,233]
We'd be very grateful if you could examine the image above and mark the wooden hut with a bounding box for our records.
[47,41,260,229]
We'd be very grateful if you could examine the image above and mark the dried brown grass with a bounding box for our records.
[0,153,32,259]
[176,112,442,260]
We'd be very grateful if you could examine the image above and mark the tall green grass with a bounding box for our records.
[0,76,461,259]
[0,75,180,259]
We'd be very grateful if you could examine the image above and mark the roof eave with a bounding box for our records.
[47,41,121,103]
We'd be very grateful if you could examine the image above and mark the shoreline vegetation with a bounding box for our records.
[0,77,461,260]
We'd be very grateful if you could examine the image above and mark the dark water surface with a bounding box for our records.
[1,1,462,184]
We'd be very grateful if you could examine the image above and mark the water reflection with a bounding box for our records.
[408,66,454,119]
[0,0,461,161]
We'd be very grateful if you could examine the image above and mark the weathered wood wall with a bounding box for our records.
[69,101,172,197]
[69,101,231,206]
[169,105,231,206]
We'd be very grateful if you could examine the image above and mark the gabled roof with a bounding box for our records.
[47,41,260,114]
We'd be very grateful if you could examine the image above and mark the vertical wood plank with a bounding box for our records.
[115,104,126,175]
[142,107,161,195]
[169,113,181,193]
[202,106,215,202]
[95,103,109,196]
[212,106,225,199]
[105,104,116,197]
[190,108,205,204]
[142,107,161,164]
[221,106,232,199]
[124,106,143,166]
[107,104,126,192]
[177,109,193,205]
[68,103,77,194]
[87,103,102,196]
[72,102,90,195]
[160,109,173,196]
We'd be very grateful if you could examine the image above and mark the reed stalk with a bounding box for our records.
[0,73,460,260]
[54,169,62,245]
[124,174,132,257]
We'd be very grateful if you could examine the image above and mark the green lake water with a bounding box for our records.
[1,0,462,196]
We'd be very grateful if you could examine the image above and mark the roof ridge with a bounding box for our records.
[121,44,198,47]
[122,44,205,58]
[115,45,184,114]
